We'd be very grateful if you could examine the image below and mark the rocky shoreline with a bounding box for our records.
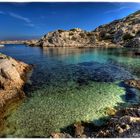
[27,10,140,48]
[50,104,140,138]
[0,40,38,45]
[49,79,140,138]
[0,53,32,132]
[0,50,140,138]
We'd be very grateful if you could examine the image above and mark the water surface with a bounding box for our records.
[0,45,140,137]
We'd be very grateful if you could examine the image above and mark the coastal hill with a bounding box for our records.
[31,10,140,48]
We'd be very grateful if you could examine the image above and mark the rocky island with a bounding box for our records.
[28,10,140,48]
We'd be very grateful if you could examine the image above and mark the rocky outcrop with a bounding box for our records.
[124,79,140,90]
[30,10,140,48]
[35,28,93,47]
[0,53,32,108]
[96,106,140,138]
[24,40,38,46]
[50,105,140,138]
[92,10,140,48]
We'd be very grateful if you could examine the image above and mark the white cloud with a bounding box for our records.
[9,12,35,27]
[105,6,128,14]
[25,23,35,27]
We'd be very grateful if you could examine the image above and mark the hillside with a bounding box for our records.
[31,10,140,48]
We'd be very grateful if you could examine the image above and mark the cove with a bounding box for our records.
[0,45,140,137]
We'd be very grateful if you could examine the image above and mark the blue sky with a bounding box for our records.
[0,2,140,40]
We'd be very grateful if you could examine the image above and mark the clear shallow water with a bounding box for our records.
[0,45,140,137]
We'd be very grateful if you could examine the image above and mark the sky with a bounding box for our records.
[0,2,140,40]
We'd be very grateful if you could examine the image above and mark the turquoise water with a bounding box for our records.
[0,45,140,137]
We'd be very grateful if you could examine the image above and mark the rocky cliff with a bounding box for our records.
[32,10,140,48]
[0,53,32,108]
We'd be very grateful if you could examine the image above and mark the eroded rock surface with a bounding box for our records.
[50,106,140,138]
[0,53,32,108]
[96,106,140,138]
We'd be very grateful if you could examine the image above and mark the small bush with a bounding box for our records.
[123,33,134,41]
[57,29,65,33]
[71,36,77,41]
[79,33,85,38]
[69,32,74,36]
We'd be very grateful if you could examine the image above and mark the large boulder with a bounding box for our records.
[0,53,32,107]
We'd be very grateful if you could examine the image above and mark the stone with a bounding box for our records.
[124,79,140,90]
[0,53,32,108]
[74,122,85,137]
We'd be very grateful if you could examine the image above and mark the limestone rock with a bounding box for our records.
[0,53,32,108]
[30,10,140,48]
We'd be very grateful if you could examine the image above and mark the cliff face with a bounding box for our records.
[33,10,140,48]
[0,53,32,108]
[35,28,92,47]
[93,10,140,48]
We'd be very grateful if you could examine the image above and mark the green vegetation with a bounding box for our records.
[123,33,134,41]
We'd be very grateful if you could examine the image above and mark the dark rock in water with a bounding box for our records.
[124,79,140,90]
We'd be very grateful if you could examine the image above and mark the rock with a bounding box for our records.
[124,79,140,90]
[0,53,32,108]
[105,107,117,116]
[74,122,85,138]
[125,37,140,48]
[29,10,140,48]
[50,132,72,138]
[96,106,140,138]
